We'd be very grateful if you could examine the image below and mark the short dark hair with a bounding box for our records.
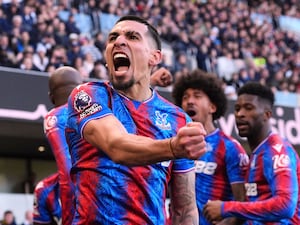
[172,69,227,120]
[116,15,161,50]
[237,82,275,107]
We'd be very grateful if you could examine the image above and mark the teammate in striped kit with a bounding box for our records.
[33,173,61,225]
[172,69,249,225]
[66,15,207,224]
[203,82,300,224]
[44,66,82,225]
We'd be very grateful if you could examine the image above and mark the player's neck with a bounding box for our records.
[204,122,216,135]
[248,126,272,151]
[119,86,152,102]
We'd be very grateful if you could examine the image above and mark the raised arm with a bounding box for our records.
[83,115,207,166]
[150,67,173,87]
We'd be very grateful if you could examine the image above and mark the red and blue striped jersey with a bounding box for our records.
[222,133,300,224]
[195,128,249,224]
[33,173,61,225]
[44,104,74,225]
[66,81,194,225]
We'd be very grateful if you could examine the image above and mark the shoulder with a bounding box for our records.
[35,174,59,192]
[153,91,190,118]
[70,81,110,97]
[44,105,68,128]
[267,133,296,155]
[69,81,112,101]
[218,130,245,151]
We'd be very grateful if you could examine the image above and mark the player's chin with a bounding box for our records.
[237,129,249,137]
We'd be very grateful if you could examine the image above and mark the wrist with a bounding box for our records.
[169,137,177,158]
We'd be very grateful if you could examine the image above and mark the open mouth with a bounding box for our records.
[236,121,248,130]
[113,53,130,71]
[186,110,196,117]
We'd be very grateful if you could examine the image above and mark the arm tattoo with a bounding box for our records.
[170,171,198,225]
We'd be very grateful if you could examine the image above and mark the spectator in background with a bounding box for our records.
[217,51,237,82]
[15,43,34,66]
[172,51,189,81]
[17,46,40,71]
[68,32,79,45]
[238,68,251,87]
[0,32,16,66]
[3,0,22,30]
[288,73,299,93]
[32,43,49,72]
[82,52,95,75]
[65,12,81,35]
[21,210,33,225]
[53,19,69,47]
[30,17,48,46]
[1,210,17,225]
[45,63,57,74]
[94,31,106,55]
[84,0,101,36]
[15,30,34,54]
[38,32,56,56]
[79,33,102,62]
[0,8,10,32]
[172,69,249,224]
[67,41,83,66]
[21,4,36,32]
[19,55,40,71]
[89,59,108,80]
[50,45,69,69]
[0,0,299,94]
[33,173,61,225]
[72,55,88,78]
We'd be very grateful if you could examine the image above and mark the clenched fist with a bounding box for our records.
[170,122,207,159]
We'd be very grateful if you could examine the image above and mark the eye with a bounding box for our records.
[182,95,188,101]
[245,105,253,110]
[129,34,138,40]
[108,34,118,42]
[108,37,116,42]
[195,94,203,99]
[127,31,139,40]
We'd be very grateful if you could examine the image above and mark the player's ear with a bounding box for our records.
[264,109,272,120]
[149,50,162,66]
[209,103,217,114]
[49,91,55,105]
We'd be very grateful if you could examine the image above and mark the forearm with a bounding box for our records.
[84,117,174,166]
[84,116,206,166]
[223,194,296,221]
[109,133,174,166]
[171,172,199,225]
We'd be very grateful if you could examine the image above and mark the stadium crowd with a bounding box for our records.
[0,0,299,96]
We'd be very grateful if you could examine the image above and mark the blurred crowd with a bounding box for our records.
[0,0,299,96]
[0,209,32,225]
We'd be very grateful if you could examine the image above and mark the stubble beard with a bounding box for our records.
[111,76,135,91]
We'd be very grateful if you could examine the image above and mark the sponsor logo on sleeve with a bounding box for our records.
[74,90,102,119]
[44,115,57,131]
[272,154,291,171]
[74,90,92,112]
